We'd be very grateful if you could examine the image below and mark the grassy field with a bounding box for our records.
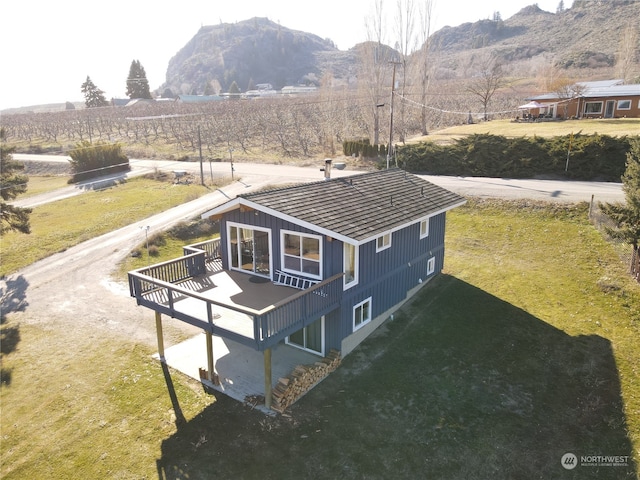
[0,176,211,277]
[415,118,640,144]
[17,175,70,197]
[1,198,638,479]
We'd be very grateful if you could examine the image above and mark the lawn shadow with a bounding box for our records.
[0,275,28,387]
[153,274,637,479]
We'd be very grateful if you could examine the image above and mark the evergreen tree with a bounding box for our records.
[81,76,108,108]
[0,128,32,234]
[600,139,640,280]
[126,60,152,99]
[228,81,240,94]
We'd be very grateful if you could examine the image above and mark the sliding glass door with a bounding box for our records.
[228,223,271,277]
[287,317,324,356]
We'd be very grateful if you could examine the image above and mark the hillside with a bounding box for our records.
[160,1,639,99]
[163,17,355,96]
[430,0,640,76]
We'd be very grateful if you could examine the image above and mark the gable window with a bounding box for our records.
[344,242,359,289]
[427,257,436,275]
[617,100,631,110]
[584,102,603,114]
[420,218,430,239]
[376,232,391,252]
[353,297,372,331]
[281,230,322,279]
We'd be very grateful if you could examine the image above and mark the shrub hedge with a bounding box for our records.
[68,141,130,182]
[396,133,638,181]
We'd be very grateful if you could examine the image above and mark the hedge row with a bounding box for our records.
[343,139,388,159]
[396,133,638,181]
[68,141,130,183]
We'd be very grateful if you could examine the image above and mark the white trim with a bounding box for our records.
[420,217,430,239]
[226,222,272,278]
[584,101,603,114]
[353,297,372,332]
[617,99,631,110]
[280,229,323,280]
[343,242,359,290]
[375,232,392,252]
[427,256,436,275]
[286,316,325,356]
[203,197,466,247]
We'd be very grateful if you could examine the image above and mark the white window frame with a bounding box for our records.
[343,241,359,289]
[584,101,603,114]
[427,257,436,275]
[420,217,430,239]
[280,229,322,280]
[353,297,372,332]
[376,232,392,252]
[617,99,631,110]
[227,222,272,277]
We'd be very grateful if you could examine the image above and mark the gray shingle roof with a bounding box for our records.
[237,168,466,243]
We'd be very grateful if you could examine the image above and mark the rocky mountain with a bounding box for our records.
[160,1,640,97]
[162,17,357,96]
[430,0,640,74]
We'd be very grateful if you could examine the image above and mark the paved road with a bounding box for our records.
[13,154,625,207]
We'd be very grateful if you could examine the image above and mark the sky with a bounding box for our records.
[0,0,562,110]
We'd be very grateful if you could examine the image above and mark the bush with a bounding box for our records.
[68,141,130,183]
[397,133,636,181]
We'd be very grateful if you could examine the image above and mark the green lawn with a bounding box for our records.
[0,176,211,277]
[1,200,638,479]
[416,118,640,144]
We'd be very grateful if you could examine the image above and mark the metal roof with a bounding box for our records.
[203,168,466,244]
[528,80,640,101]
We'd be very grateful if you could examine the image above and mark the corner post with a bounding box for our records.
[155,312,165,361]
[206,332,215,382]
[264,348,272,409]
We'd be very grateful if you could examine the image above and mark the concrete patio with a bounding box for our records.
[154,332,320,414]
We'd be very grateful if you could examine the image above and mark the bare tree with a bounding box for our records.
[393,0,416,143]
[615,23,640,83]
[413,0,436,135]
[466,54,506,121]
[360,0,392,146]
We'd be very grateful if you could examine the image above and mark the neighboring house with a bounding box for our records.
[128,167,466,409]
[526,79,640,119]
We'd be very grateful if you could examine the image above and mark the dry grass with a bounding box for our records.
[413,118,640,145]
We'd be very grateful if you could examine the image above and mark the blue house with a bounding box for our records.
[128,168,465,410]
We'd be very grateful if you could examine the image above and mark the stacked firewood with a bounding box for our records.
[271,349,341,413]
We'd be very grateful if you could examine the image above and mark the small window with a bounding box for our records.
[584,102,603,114]
[427,257,436,275]
[344,242,359,289]
[420,218,430,239]
[617,100,631,110]
[353,297,372,331]
[376,232,391,252]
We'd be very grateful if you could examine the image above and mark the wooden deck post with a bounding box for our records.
[206,332,214,382]
[155,312,165,361]
[264,348,272,409]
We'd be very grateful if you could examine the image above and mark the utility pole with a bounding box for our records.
[198,126,204,185]
[387,61,401,169]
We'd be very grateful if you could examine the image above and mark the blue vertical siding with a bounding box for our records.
[217,209,449,352]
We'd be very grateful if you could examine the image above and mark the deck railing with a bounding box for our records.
[257,273,343,342]
[183,237,221,261]
[128,251,206,297]
[128,267,343,350]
